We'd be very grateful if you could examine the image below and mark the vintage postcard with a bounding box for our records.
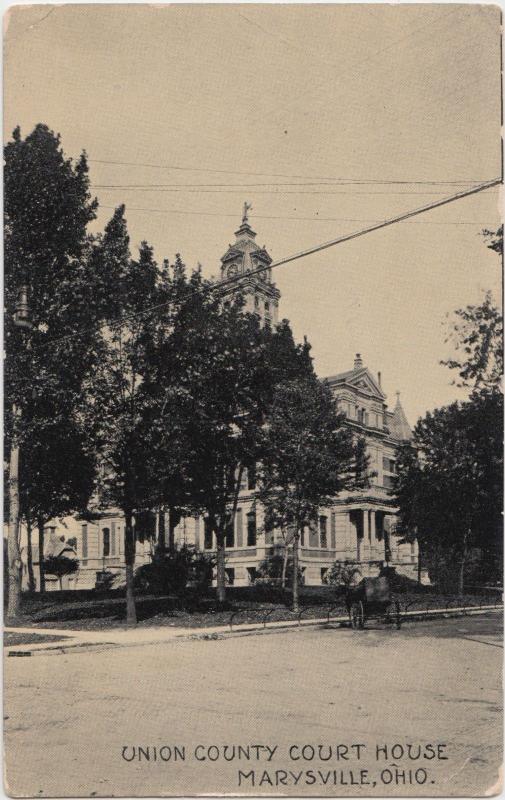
[3,3,503,798]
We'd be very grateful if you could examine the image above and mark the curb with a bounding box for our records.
[5,604,502,657]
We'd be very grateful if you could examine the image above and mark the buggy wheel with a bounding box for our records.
[395,599,401,629]
[350,601,365,629]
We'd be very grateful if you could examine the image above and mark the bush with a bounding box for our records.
[134,545,215,595]
[256,553,304,588]
[43,555,79,590]
[326,560,362,592]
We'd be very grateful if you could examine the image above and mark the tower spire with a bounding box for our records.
[242,201,252,224]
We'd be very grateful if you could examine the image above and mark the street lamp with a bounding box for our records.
[7,286,32,619]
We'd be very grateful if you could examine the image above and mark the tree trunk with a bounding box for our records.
[384,529,391,564]
[7,408,22,619]
[155,508,166,559]
[458,530,469,598]
[168,507,181,554]
[292,529,300,613]
[124,510,137,626]
[26,518,35,593]
[281,542,289,589]
[216,529,226,604]
[38,516,46,593]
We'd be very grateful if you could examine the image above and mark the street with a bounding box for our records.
[4,613,502,797]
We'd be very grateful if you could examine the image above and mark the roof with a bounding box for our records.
[324,367,357,384]
[388,395,412,441]
[325,365,386,400]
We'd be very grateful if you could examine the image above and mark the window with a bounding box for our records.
[383,474,395,490]
[247,511,257,546]
[102,528,110,557]
[321,568,329,584]
[247,567,257,585]
[265,518,274,545]
[300,527,305,546]
[225,568,235,586]
[330,513,336,549]
[319,515,328,548]
[235,509,243,548]
[383,456,396,473]
[357,408,365,424]
[265,302,270,312]
[225,516,234,548]
[308,518,319,548]
[81,524,88,561]
[247,463,256,490]
[254,296,259,309]
[204,518,213,550]
[194,517,201,551]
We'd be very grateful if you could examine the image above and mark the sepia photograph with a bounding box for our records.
[3,3,503,797]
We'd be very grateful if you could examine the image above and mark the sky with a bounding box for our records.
[4,3,502,426]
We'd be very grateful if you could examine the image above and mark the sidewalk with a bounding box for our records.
[4,603,502,656]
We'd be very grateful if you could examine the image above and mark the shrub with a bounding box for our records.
[326,560,362,592]
[43,555,79,590]
[134,545,215,595]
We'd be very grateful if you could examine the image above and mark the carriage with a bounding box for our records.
[345,575,401,629]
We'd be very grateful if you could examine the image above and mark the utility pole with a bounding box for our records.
[7,287,32,620]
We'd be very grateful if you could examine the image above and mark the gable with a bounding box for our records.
[345,368,386,400]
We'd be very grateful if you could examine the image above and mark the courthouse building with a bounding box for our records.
[22,211,417,590]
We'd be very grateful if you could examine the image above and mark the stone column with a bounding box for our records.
[370,511,377,559]
[361,509,370,562]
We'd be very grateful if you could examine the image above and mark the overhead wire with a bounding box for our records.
[89,162,487,186]
[92,186,499,196]
[99,204,499,226]
[27,177,501,353]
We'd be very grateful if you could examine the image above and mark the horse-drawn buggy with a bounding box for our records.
[345,574,401,629]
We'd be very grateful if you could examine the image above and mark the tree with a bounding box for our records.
[42,555,79,591]
[257,377,368,611]
[442,226,503,395]
[442,292,503,394]
[482,224,503,256]
[141,271,315,603]
[84,208,161,625]
[4,124,99,615]
[19,410,95,593]
[394,392,503,593]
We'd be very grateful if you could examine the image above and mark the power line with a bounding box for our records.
[92,180,485,188]
[89,161,486,186]
[34,177,500,352]
[93,186,498,196]
[267,180,501,270]
[100,204,499,226]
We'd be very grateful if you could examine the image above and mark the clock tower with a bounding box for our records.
[219,204,280,325]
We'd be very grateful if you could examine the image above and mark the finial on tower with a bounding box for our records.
[354,353,363,370]
[242,201,252,224]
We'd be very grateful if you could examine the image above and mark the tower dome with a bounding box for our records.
[219,203,280,325]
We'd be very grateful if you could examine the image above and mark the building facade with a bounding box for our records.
[21,211,417,591]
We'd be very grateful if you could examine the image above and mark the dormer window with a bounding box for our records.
[265,302,270,312]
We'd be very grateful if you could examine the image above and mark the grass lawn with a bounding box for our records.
[6,584,499,632]
[4,631,71,646]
